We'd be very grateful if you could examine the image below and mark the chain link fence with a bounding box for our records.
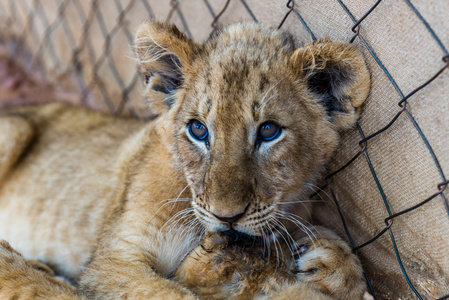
[1,0,448,299]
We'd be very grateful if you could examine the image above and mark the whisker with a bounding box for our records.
[168,209,195,227]
[271,217,295,256]
[269,216,296,257]
[271,225,292,263]
[298,201,312,218]
[260,224,270,260]
[161,198,192,203]
[149,201,182,224]
[166,213,196,234]
[184,216,202,232]
[198,227,207,239]
[275,213,314,240]
[169,184,191,211]
[277,200,324,205]
[265,220,281,268]
[275,209,317,230]
[273,210,318,246]
[152,198,192,219]
[305,183,333,202]
[305,183,341,221]
[162,208,195,231]
[148,184,192,225]
[164,213,203,248]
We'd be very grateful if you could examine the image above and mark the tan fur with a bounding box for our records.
[0,21,370,299]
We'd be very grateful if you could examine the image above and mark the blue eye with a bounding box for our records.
[259,122,281,142]
[188,120,208,141]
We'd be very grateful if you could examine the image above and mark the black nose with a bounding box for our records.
[212,211,245,224]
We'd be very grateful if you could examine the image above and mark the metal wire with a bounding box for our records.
[0,0,447,298]
[299,0,447,298]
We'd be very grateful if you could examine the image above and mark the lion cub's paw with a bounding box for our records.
[293,230,366,299]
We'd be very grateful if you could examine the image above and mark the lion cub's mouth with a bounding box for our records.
[221,229,264,245]
[201,230,268,257]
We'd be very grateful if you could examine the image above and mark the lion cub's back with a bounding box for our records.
[0,103,145,279]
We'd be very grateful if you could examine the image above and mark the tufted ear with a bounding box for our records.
[291,39,370,129]
[134,20,200,114]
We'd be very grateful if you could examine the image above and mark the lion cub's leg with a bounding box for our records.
[0,240,85,299]
[0,115,34,183]
[291,226,366,299]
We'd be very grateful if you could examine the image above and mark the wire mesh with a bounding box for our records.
[0,0,448,299]
[314,1,448,298]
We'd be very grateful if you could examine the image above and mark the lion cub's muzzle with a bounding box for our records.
[193,199,256,235]
[210,202,250,225]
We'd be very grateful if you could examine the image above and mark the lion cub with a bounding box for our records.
[0,20,370,299]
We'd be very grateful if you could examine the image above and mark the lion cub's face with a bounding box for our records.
[135,21,370,237]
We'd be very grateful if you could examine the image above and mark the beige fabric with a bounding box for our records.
[1,0,448,298]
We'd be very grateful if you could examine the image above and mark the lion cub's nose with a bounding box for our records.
[212,211,245,224]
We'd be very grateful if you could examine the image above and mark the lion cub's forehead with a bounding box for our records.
[188,24,297,118]
[202,23,296,80]
[206,23,295,59]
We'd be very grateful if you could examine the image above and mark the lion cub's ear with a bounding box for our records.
[134,20,201,114]
[291,39,370,129]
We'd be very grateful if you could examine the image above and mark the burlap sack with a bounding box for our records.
[1,0,448,298]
